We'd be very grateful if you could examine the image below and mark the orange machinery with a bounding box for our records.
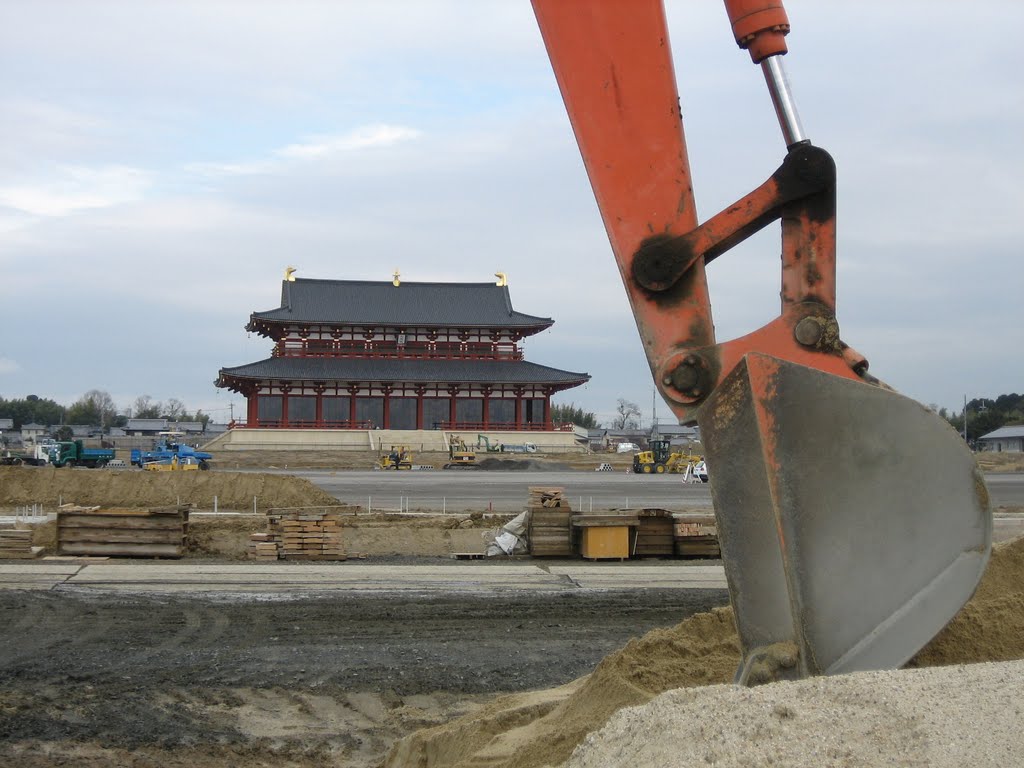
[532,0,990,684]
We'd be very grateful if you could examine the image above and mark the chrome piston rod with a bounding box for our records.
[762,54,807,148]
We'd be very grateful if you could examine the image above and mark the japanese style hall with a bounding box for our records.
[216,276,590,431]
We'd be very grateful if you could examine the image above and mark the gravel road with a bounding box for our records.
[0,587,727,764]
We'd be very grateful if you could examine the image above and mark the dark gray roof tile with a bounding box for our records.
[250,279,552,329]
[218,357,589,387]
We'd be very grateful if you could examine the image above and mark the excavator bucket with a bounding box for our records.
[698,353,992,684]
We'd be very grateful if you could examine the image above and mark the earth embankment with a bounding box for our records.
[0,466,339,510]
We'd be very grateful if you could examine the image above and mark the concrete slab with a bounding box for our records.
[0,564,82,575]
[550,564,727,590]
[0,562,727,594]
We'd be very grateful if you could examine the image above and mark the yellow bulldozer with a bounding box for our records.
[376,445,413,470]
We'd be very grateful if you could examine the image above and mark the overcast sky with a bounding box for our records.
[1,1,1021,427]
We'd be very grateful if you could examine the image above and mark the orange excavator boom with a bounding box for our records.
[532,0,991,684]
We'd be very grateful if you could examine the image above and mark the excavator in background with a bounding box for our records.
[532,0,991,684]
[443,437,479,469]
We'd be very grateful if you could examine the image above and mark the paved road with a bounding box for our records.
[0,561,728,593]
[282,469,1024,514]
[287,469,716,512]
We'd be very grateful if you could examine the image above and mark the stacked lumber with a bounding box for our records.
[267,510,346,561]
[0,529,43,559]
[634,509,676,557]
[673,514,720,558]
[57,505,189,558]
[246,532,279,561]
[527,487,573,557]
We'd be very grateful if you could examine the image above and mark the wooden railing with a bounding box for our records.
[228,419,554,431]
[274,339,524,360]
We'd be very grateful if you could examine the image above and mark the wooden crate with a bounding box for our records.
[572,513,640,560]
[57,506,189,558]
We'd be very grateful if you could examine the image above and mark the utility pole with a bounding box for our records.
[962,394,968,441]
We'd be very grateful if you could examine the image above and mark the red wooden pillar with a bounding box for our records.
[543,388,553,429]
[513,387,524,431]
[314,385,324,427]
[415,386,426,430]
[348,384,360,427]
[447,386,459,429]
[382,385,393,429]
[481,385,492,429]
[280,385,291,427]
[247,391,259,426]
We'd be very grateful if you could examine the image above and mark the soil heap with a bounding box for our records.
[386,536,1024,768]
[0,466,339,510]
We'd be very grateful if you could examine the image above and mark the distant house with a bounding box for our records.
[0,418,13,431]
[654,423,702,450]
[173,422,206,435]
[20,423,48,444]
[68,425,102,438]
[125,418,169,436]
[978,426,1024,453]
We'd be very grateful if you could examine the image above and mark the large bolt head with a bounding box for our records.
[794,316,824,347]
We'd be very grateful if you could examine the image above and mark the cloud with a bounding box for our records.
[0,357,21,375]
[0,165,151,217]
[187,124,421,177]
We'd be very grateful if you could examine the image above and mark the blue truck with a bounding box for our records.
[130,434,212,470]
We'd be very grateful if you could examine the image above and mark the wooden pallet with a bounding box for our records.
[527,487,573,557]
[56,505,189,558]
[265,510,347,561]
[0,529,43,559]
[634,509,675,557]
[673,513,720,558]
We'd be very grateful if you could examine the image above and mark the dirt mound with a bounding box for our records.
[0,466,339,510]
[386,536,1024,768]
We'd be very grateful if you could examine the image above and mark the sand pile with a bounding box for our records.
[386,536,1024,768]
[565,661,1024,767]
[0,466,339,510]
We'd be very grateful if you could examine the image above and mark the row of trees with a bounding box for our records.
[551,399,641,430]
[0,391,211,430]
[940,393,1024,442]
[559,393,1024,436]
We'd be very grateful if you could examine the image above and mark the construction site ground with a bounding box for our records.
[1,456,1024,766]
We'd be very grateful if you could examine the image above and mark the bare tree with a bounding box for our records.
[67,389,118,427]
[163,398,188,420]
[133,395,163,419]
[613,398,641,430]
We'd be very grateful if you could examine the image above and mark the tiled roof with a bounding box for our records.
[249,279,553,329]
[218,357,589,387]
[126,418,169,430]
[979,426,1024,440]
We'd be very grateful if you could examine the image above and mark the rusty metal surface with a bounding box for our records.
[699,354,992,682]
